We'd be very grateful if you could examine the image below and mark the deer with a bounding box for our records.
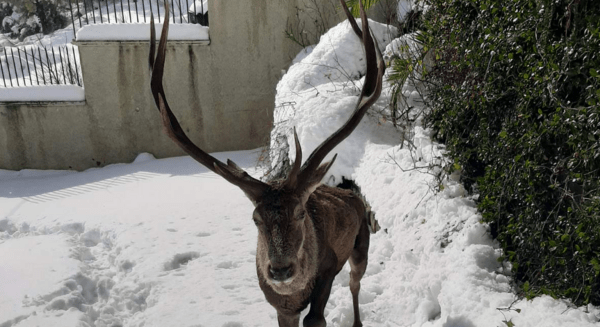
[148,0,384,325]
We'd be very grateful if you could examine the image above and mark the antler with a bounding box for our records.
[293,0,385,192]
[149,3,268,202]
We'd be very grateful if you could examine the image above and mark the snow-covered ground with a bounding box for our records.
[1,17,599,327]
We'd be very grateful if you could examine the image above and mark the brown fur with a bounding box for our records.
[255,184,369,326]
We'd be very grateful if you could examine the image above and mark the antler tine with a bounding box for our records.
[284,127,303,188]
[149,1,267,201]
[296,0,385,190]
[340,0,362,39]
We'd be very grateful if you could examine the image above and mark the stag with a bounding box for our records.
[148,0,384,325]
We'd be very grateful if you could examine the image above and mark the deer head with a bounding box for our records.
[149,0,383,294]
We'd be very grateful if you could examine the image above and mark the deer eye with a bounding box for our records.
[294,207,306,221]
[252,213,263,226]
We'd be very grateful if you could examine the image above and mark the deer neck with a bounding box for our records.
[256,215,319,296]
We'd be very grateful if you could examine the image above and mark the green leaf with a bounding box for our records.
[591,68,598,78]
[591,258,600,275]
[499,131,508,138]
[344,0,381,17]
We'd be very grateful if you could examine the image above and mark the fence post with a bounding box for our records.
[98,0,104,24]
[44,47,54,85]
[177,0,182,23]
[23,48,33,86]
[71,46,82,86]
[16,48,26,86]
[134,0,139,23]
[10,48,20,87]
[57,47,67,84]
[0,53,7,87]
[31,48,40,85]
[65,46,74,84]
[120,0,125,23]
[82,0,89,25]
[4,49,13,87]
[171,0,175,23]
[91,0,96,24]
[113,0,117,25]
[69,0,77,41]
[157,0,161,23]
[38,47,47,85]
[106,0,111,23]
[127,0,132,23]
[142,0,147,23]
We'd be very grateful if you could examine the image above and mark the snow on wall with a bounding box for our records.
[76,23,209,41]
[0,85,85,102]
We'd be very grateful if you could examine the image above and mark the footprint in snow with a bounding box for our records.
[222,322,243,327]
[120,260,135,272]
[216,261,238,269]
[164,252,201,271]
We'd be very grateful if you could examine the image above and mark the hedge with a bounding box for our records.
[411,0,600,305]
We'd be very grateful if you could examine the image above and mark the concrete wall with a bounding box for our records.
[0,0,385,171]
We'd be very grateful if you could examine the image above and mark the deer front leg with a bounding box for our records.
[303,250,337,327]
[303,276,334,327]
[278,312,300,327]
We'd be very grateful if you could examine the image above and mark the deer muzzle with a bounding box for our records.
[268,263,294,282]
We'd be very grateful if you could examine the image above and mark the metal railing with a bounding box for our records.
[0,44,83,88]
[68,0,208,40]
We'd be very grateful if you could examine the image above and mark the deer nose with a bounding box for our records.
[269,264,293,282]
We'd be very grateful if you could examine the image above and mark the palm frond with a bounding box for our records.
[344,0,382,18]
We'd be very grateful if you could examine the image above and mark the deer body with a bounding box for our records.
[148,1,383,325]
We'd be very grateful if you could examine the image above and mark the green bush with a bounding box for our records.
[413,0,600,305]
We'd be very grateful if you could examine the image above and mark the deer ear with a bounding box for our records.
[298,154,337,204]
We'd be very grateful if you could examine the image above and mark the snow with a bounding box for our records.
[189,0,209,14]
[396,0,430,23]
[0,235,80,323]
[76,23,209,41]
[397,0,416,22]
[0,85,85,102]
[1,16,599,327]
